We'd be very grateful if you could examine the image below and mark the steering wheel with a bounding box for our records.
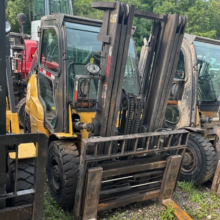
[94,53,101,62]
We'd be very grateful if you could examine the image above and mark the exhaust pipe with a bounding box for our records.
[17,13,27,34]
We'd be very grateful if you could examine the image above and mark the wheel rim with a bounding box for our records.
[181,146,197,173]
[51,156,61,193]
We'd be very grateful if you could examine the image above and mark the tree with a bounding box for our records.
[153,0,217,38]
[6,0,31,33]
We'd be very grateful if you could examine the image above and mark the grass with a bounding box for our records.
[178,180,194,192]
[43,191,73,220]
[160,203,176,220]
[43,181,220,220]
[178,181,207,202]
[176,181,220,220]
[108,212,126,220]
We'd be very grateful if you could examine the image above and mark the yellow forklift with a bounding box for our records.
[25,2,191,219]
[164,34,220,185]
[0,0,47,219]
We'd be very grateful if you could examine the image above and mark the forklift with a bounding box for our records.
[164,34,220,185]
[0,0,47,219]
[25,2,190,219]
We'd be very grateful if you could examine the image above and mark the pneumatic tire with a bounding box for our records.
[47,141,79,208]
[9,158,35,206]
[16,97,26,127]
[180,133,217,185]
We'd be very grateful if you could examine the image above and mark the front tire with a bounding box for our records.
[9,158,35,206]
[47,141,79,208]
[180,133,217,185]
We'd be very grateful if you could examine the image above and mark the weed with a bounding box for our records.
[109,212,126,220]
[173,193,180,199]
[43,192,72,220]
[188,208,206,220]
[211,202,219,209]
[160,203,176,220]
[178,181,194,193]
[190,190,206,203]
[200,202,208,209]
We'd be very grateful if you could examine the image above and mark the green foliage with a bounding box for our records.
[178,181,194,192]
[5,0,220,50]
[43,192,72,220]
[108,212,126,220]
[6,0,31,33]
[160,203,175,220]
[178,181,207,203]
[190,190,206,203]
[153,0,218,39]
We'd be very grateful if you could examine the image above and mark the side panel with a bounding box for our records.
[26,74,49,136]
[175,39,194,128]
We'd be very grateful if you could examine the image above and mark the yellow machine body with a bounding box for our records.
[25,74,95,141]
[6,109,36,159]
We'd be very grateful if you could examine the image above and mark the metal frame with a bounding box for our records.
[140,14,187,132]
[0,2,48,218]
[0,0,6,210]
[0,133,48,220]
[74,129,189,219]
[211,160,220,195]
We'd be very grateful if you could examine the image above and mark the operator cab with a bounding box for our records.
[35,14,140,133]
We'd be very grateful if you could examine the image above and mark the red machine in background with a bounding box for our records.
[8,13,37,127]
[18,39,37,79]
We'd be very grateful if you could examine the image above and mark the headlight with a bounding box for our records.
[86,63,100,74]
[80,80,90,95]
[6,20,11,34]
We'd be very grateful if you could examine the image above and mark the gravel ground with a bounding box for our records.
[43,181,220,220]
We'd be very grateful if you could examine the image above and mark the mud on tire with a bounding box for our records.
[9,158,35,206]
[180,133,217,185]
[47,141,80,208]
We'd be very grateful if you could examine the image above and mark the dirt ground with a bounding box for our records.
[43,181,220,220]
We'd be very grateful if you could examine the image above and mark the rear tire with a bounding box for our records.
[180,133,217,185]
[16,98,26,127]
[9,158,35,206]
[47,141,79,208]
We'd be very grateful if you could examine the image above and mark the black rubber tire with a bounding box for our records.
[180,133,217,185]
[24,112,31,133]
[47,141,80,208]
[9,158,35,206]
[16,97,26,127]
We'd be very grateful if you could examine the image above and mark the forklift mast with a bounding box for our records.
[91,2,186,137]
[91,2,135,138]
